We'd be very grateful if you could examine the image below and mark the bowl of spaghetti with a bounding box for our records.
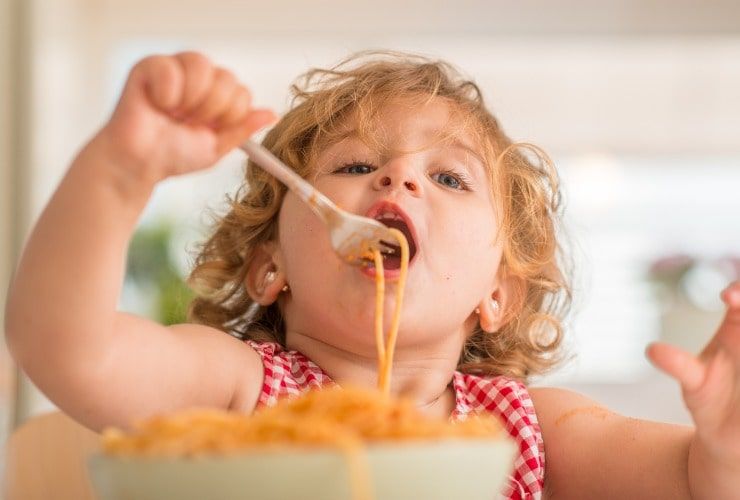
[88,225,516,499]
[88,387,517,500]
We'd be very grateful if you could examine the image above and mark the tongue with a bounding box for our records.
[377,218,416,263]
[381,253,401,270]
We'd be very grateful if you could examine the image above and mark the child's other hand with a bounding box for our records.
[99,52,277,184]
[647,281,740,462]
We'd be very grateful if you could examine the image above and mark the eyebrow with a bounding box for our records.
[326,128,486,169]
[446,138,485,168]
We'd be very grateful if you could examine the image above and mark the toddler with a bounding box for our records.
[5,50,740,499]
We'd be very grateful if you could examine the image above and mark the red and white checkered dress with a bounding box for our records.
[247,341,545,499]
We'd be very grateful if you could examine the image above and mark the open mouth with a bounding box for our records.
[367,203,418,271]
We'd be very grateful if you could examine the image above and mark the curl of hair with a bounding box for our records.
[459,143,573,379]
[187,51,573,382]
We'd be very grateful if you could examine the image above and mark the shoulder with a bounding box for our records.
[528,387,623,498]
[164,323,265,413]
[527,386,617,432]
[527,386,618,460]
[528,386,604,412]
[165,323,264,373]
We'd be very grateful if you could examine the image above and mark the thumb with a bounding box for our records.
[646,342,706,392]
[119,55,184,115]
[648,342,738,431]
[216,109,279,156]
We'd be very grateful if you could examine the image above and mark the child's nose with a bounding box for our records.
[378,176,417,192]
[373,163,421,196]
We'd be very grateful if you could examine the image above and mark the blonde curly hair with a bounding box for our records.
[187,51,572,381]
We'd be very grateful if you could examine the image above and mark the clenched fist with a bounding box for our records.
[99,51,277,184]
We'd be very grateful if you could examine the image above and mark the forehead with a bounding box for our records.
[318,96,485,160]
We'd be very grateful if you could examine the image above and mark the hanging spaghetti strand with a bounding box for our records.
[376,228,409,394]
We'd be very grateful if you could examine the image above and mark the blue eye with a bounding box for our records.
[432,171,467,190]
[335,163,375,175]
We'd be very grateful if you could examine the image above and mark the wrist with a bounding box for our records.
[688,434,740,500]
[74,128,159,204]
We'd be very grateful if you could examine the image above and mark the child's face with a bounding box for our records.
[276,98,504,355]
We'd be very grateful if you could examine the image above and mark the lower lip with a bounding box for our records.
[360,264,404,281]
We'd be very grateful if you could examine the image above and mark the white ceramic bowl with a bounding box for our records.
[88,439,516,500]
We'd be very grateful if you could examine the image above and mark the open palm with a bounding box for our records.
[648,281,740,460]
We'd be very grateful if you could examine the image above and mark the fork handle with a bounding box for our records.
[239,139,336,222]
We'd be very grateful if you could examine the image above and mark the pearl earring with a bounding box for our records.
[490,298,500,312]
[475,299,500,316]
[281,284,290,293]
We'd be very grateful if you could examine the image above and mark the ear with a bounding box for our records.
[477,274,520,334]
[244,242,287,306]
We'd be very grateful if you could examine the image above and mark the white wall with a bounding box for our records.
[8,0,740,426]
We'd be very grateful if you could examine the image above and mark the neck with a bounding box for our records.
[285,329,462,418]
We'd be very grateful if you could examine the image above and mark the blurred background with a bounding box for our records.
[2,0,740,477]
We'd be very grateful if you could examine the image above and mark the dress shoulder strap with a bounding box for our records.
[245,340,334,408]
[452,372,545,499]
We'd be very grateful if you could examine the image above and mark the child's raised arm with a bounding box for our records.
[531,282,740,499]
[4,52,276,432]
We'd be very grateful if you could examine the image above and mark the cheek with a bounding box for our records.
[278,195,348,295]
[279,196,328,272]
[434,204,498,258]
[314,176,370,213]
[426,205,500,290]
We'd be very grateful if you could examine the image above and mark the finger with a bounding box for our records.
[213,86,252,129]
[721,280,740,310]
[127,55,184,112]
[697,348,733,399]
[646,342,706,391]
[188,69,238,125]
[700,281,740,359]
[682,348,734,428]
[173,51,215,115]
[216,108,278,156]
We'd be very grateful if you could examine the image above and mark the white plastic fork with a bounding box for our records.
[239,139,397,266]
